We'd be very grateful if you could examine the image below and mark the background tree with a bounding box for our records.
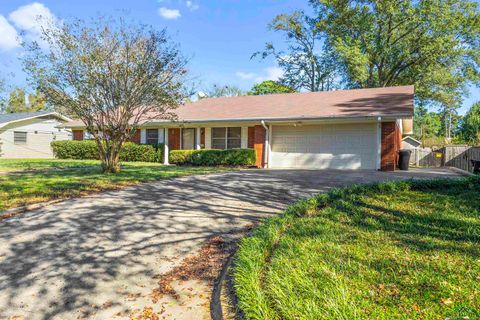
[310,0,480,107]
[248,80,295,95]
[254,11,340,92]
[205,84,245,98]
[459,101,480,145]
[23,17,187,173]
[3,87,46,113]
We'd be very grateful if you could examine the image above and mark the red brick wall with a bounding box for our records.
[200,128,205,147]
[129,129,141,144]
[253,125,266,168]
[72,130,83,141]
[248,127,255,148]
[169,128,181,150]
[381,122,401,171]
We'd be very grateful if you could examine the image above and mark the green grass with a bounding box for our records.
[234,178,480,320]
[0,159,231,210]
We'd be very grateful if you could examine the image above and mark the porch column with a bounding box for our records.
[163,128,169,165]
[195,127,201,150]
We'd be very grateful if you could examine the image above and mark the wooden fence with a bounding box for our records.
[409,145,480,172]
[443,145,480,173]
[409,148,443,168]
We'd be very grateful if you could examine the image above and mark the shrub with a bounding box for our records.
[170,149,256,166]
[51,140,99,160]
[52,140,164,162]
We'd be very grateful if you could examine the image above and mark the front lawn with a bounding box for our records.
[234,178,480,320]
[0,159,230,211]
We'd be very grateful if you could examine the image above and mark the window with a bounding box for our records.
[182,128,195,150]
[211,127,241,149]
[13,131,27,144]
[146,129,159,145]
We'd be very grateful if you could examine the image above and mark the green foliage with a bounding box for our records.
[254,11,340,92]
[51,140,164,162]
[248,80,296,95]
[3,88,46,113]
[205,84,245,98]
[310,0,480,106]
[234,177,480,319]
[460,101,480,145]
[52,140,99,160]
[169,149,256,166]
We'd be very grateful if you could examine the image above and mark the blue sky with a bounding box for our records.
[0,0,478,114]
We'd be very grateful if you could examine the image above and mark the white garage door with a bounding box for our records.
[270,123,378,169]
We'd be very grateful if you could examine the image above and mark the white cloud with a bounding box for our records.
[158,7,181,19]
[0,15,20,50]
[186,1,199,11]
[236,67,284,83]
[9,2,57,45]
[255,66,284,82]
[235,71,256,80]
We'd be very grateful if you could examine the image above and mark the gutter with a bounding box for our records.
[261,120,269,168]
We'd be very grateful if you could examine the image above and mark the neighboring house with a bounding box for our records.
[64,86,414,171]
[0,111,72,158]
[402,136,422,150]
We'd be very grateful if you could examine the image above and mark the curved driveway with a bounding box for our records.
[0,168,458,319]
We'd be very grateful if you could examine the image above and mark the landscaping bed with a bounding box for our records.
[233,177,480,320]
[0,159,231,211]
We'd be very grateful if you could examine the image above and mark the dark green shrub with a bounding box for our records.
[169,148,256,166]
[52,140,165,163]
[51,140,99,159]
[119,143,156,162]
[169,150,196,165]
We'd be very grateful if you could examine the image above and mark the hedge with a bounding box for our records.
[170,149,256,166]
[51,140,164,162]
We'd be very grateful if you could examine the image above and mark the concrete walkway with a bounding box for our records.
[0,168,459,319]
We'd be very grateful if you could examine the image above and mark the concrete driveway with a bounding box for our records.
[0,168,459,320]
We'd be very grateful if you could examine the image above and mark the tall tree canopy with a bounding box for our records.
[254,11,339,92]
[3,87,46,113]
[23,17,188,173]
[460,101,480,144]
[310,0,480,106]
[248,80,295,95]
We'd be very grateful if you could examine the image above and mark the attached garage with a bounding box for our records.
[270,123,378,170]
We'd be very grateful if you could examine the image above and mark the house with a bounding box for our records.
[0,111,72,158]
[402,136,422,150]
[65,85,414,171]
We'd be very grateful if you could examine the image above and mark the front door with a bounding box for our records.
[182,128,195,150]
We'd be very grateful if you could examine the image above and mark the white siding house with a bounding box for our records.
[0,111,72,158]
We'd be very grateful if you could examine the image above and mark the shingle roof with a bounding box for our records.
[64,85,414,128]
[172,85,414,122]
[0,111,54,125]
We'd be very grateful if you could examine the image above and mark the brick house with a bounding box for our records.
[64,85,413,171]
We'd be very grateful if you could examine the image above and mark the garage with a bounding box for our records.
[270,123,378,169]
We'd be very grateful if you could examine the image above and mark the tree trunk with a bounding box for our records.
[100,141,122,173]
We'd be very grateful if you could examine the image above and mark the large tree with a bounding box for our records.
[254,11,340,92]
[23,17,187,173]
[460,101,480,144]
[3,87,46,113]
[310,0,480,106]
[248,80,295,95]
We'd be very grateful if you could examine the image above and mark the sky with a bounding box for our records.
[0,0,478,114]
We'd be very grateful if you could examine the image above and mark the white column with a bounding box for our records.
[163,128,169,165]
[195,127,201,150]
[140,129,146,144]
